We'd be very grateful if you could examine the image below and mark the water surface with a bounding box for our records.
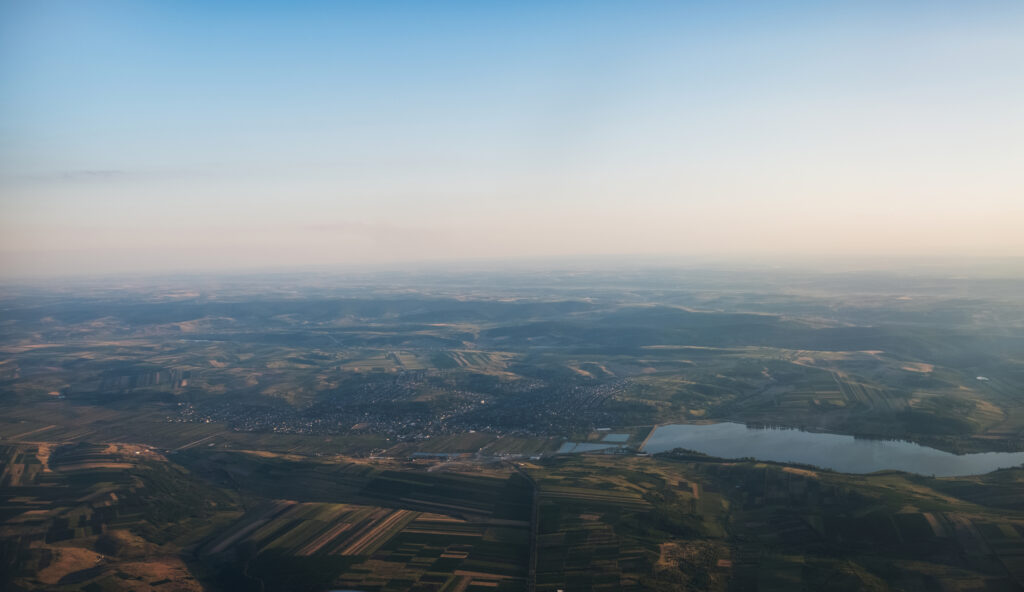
[642,422,1024,477]
[557,442,623,454]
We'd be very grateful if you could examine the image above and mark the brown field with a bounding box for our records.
[296,521,354,556]
[103,556,205,592]
[782,467,819,478]
[54,462,136,471]
[35,546,105,585]
[338,508,417,556]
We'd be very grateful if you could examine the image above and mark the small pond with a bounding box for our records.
[557,442,624,454]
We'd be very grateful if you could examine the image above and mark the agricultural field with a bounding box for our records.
[0,442,241,591]
[1,269,1023,589]
[2,439,1023,591]
[530,454,731,592]
[181,449,533,591]
[660,452,1024,591]
[525,452,1024,592]
[204,500,527,591]
[3,271,1024,455]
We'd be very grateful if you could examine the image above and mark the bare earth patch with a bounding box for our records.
[112,556,205,591]
[35,546,104,585]
[782,467,820,478]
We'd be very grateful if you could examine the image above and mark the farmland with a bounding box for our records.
[2,438,1024,590]
[3,268,1024,455]
[524,452,1024,591]
[0,442,241,591]
[203,500,527,591]
[176,450,533,590]
[1,267,1023,589]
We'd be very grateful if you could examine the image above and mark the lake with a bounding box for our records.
[641,422,1024,477]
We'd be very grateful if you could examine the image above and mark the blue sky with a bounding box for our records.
[2,1,1023,276]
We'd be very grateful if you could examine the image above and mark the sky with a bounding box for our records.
[2,0,1023,277]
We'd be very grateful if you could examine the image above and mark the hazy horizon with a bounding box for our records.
[3,1,1023,278]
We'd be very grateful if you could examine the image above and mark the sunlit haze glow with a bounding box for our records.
[2,1,1023,277]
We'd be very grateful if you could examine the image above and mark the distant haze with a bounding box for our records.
[2,1,1023,277]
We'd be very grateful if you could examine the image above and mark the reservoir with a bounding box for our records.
[641,422,1024,477]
